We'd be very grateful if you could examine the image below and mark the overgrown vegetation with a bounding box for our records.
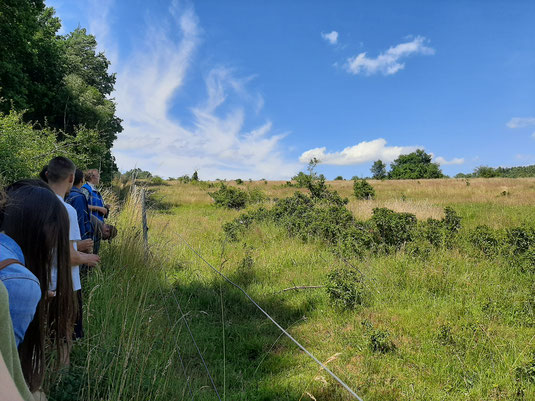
[353,179,375,199]
[0,0,122,181]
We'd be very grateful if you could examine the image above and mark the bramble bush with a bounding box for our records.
[369,329,396,353]
[209,183,249,209]
[326,267,367,309]
[353,179,375,200]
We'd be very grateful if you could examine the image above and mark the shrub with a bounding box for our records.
[235,178,244,185]
[326,267,367,309]
[506,225,535,254]
[369,329,396,353]
[149,176,165,186]
[334,175,344,181]
[443,207,462,234]
[209,183,248,209]
[353,179,375,200]
[371,208,417,249]
[247,187,267,204]
[469,225,500,256]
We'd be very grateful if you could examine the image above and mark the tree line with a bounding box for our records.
[0,0,121,183]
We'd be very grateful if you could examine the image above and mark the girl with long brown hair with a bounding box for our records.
[0,180,76,392]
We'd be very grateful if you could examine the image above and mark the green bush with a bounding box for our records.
[506,225,535,254]
[353,179,375,200]
[369,329,396,353]
[0,111,103,184]
[149,176,165,186]
[371,208,417,249]
[326,267,367,309]
[247,187,268,204]
[469,225,501,256]
[235,178,244,185]
[209,183,249,209]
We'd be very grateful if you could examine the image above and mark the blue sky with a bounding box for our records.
[47,0,535,180]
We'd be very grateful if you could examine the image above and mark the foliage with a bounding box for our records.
[388,150,444,179]
[149,176,165,186]
[0,3,122,182]
[469,225,501,256]
[0,111,104,184]
[353,179,375,199]
[326,267,366,309]
[371,159,387,180]
[292,158,320,188]
[369,329,396,353]
[235,178,244,185]
[334,175,344,181]
[191,170,199,181]
[458,164,535,178]
[209,183,249,209]
[371,208,417,249]
[122,168,152,181]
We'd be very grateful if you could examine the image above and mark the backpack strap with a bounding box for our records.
[0,259,22,271]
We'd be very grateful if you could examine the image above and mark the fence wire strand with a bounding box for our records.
[172,231,364,401]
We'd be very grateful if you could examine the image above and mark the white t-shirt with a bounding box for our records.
[50,194,82,291]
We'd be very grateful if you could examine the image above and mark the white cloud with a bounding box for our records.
[321,31,338,45]
[100,3,298,180]
[299,138,419,165]
[506,117,535,129]
[434,156,464,165]
[345,36,435,76]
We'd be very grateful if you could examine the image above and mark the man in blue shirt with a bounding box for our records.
[66,169,93,241]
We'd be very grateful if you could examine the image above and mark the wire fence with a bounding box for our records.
[138,187,364,401]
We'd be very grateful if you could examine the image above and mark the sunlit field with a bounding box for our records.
[49,178,535,401]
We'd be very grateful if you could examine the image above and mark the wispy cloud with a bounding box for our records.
[345,36,435,76]
[88,2,297,180]
[434,156,464,165]
[299,138,420,165]
[321,31,338,45]
[506,117,535,129]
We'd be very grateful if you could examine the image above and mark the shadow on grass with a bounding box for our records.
[163,265,325,401]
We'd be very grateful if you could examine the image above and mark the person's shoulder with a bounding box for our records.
[0,262,40,286]
[64,202,79,219]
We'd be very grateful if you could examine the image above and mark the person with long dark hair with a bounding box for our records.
[0,181,76,393]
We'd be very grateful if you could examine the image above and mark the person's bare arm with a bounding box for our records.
[70,241,100,266]
[77,239,94,253]
[88,205,108,214]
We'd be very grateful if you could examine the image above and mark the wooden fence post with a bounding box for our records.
[141,188,149,250]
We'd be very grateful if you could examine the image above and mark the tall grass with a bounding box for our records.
[47,179,535,400]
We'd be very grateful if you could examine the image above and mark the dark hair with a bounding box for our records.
[73,169,84,186]
[2,182,75,391]
[46,157,75,184]
[39,165,48,182]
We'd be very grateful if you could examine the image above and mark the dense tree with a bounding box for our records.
[388,150,443,179]
[0,1,122,182]
[371,160,387,180]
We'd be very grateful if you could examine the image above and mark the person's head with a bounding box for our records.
[46,157,76,192]
[84,169,100,185]
[101,224,118,241]
[39,165,48,183]
[1,181,75,391]
[73,169,84,188]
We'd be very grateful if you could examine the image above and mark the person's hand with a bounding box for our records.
[77,239,94,253]
[84,253,101,267]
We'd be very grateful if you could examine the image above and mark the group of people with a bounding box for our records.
[0,156,116,400]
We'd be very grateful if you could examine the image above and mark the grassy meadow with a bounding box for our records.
[48,178,535,401]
